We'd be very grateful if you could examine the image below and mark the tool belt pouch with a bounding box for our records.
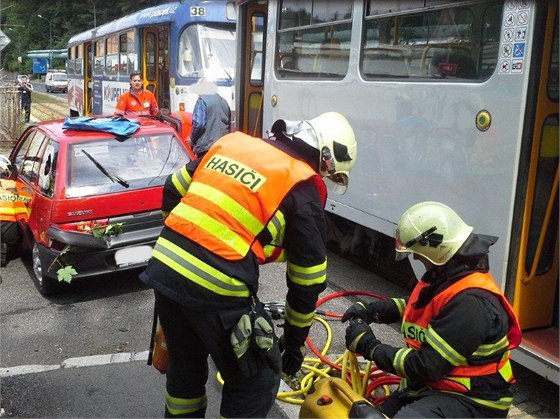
[152,322,169,374]
[230,312,280,377]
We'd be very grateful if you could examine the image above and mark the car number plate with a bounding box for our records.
[115,245,153,267]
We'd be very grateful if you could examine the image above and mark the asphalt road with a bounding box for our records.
[1,247,558,418]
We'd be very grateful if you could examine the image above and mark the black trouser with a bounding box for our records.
[1,221,19,244]
[154,291,281,418]
[380,389,508,418]
[21,101,31,122]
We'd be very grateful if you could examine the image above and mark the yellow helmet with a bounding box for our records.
[395,201,473,265]
[270,112,357,194]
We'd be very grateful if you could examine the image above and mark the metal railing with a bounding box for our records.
[0,83,26,153]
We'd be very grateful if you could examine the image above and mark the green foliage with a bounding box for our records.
[1,0,169,73]
[92,222,124,238]
[56,265,78,283]
[47,222,125,283]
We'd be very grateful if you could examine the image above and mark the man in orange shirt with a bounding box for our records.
[114,71,159,116]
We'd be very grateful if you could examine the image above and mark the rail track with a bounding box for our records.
[31,96,69,121]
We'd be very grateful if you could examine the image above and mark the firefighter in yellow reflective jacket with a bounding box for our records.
[140,112,357,418]
[0,155,32,267]
[343,201,522,418]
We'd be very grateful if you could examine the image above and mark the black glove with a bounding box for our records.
[345,318,381,360]
[279,335,305,377]
[341,301,386,324]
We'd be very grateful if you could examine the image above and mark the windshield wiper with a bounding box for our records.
[81,149,129,188]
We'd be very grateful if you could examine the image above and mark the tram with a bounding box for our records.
[234,0,559,383]
[66,1,236,117]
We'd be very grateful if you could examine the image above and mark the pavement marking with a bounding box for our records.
[0,350,150,378]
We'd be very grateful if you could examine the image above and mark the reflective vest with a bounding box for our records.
[402,272,522,394]
[0,179,33,222]
[165,132,324,263]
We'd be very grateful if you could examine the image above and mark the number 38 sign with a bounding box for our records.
[190,6,206,16]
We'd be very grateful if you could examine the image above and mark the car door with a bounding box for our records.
[11,129,56,248]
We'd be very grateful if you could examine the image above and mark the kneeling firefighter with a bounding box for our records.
[140,112,357,417]
[0,155,32,267]
[343,202,522,418]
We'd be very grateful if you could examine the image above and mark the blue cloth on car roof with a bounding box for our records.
[62,116,140,138]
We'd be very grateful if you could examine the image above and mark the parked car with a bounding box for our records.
[45,70,68,93]
[5,114,194,296]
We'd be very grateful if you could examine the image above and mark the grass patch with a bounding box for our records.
[32,91,63,105]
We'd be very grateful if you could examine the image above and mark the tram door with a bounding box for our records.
[84,42,93,116]
[511,1,558,364]
[236,1,267,136]
[142,26,170,112]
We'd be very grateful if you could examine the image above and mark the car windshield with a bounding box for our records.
[66,133,189,198]
[53,74,67,81]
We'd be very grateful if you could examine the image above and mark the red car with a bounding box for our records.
[6,115,193,296]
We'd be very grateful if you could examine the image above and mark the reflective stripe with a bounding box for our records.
[285,301,315,328]
[393,347,413,378]
[426,326,466,366]
[267,211,285,244]
[392,298,406,316]
[153,237,250,297]
[498,358,514,382]
[173,202,251,257]
[171,166,191,196]
[189,182,263,236]
[287,260,327,286]
[443,392,513,411]
[473,335,509,357]
[165,390,207,415]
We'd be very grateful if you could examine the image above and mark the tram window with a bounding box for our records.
[75,58,83,76]
[67,48,74,75]
[119,31,136,76]
[525,116,559,275]
[178,26,199,77]
[93,40,105,76]
[548,11,559,101]
[146,32,156,80]
[362,2,500,81]
[276,0,352,79]
[250,15,265,85]
[280,0,351,28]
[106,35,118,76]
[199,25,236,81]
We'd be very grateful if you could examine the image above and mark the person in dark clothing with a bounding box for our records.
[189,93,231,157]
[16,75,33,123]
[141,112,357,418]
[343,201,522,418]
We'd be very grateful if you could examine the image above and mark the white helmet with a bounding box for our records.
[0,155,12,178]
[270,112,357,194]
[395,201,473,265]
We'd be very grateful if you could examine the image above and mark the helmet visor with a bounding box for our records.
[324,172,349,195]
[394,228,410,260]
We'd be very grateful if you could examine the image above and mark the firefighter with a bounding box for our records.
[140,112,357,418]
[343,201,522,418]
[0,155,32,267]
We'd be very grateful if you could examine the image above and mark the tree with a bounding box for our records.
[0,0,168,74]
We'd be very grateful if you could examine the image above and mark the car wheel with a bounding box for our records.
[32,241,61,296]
